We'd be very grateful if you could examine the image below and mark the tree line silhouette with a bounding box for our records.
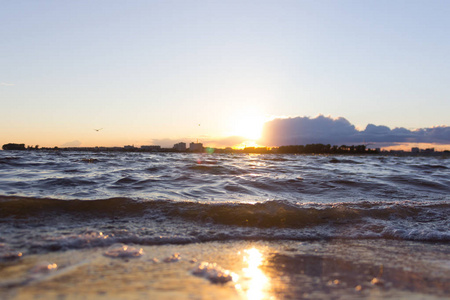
[236,144,377,154]
[275,144,376,154]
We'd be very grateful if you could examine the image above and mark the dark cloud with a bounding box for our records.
[259,115,450,147]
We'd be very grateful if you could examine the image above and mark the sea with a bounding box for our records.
[0,150,449,299]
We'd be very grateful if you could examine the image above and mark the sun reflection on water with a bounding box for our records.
[238,247,270,300]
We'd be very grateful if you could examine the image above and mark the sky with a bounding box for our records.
[1,0,449,149]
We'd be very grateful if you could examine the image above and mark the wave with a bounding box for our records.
[328,158,362,164]
[1,195,448,225]
[1,195,448,242]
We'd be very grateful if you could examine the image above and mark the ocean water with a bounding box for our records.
[0,151,449,298]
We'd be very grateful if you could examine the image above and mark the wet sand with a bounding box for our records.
[1,239,449,299]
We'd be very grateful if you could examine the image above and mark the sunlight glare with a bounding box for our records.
[229,110,267,141]
[242,248,269,300]
[233,140,264,149]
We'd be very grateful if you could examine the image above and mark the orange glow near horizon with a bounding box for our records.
[233,140,265,149]
[379,143,450,152]
[3,127,450,151]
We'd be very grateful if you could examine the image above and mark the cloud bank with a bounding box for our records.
[259,115,450,147]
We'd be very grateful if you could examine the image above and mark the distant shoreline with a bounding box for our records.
[2,143,449,156]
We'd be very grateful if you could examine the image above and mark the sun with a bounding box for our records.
[230,112,267,141]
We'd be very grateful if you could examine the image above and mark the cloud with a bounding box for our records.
[61,140,82,147]
[259,115,450,147]
[0,82,14,86]
[259,115,359,146]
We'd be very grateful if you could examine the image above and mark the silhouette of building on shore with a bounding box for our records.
[189,142,203,152]
[173,142,186,151]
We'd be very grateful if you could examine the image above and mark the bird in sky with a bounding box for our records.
[94,128,103,132]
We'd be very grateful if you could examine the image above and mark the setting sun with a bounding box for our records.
[229,111,267,141]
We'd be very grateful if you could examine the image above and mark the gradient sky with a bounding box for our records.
[1,1,449,148]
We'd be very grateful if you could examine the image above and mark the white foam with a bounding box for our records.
[163,253,181,262]
[192,262,236,284]
[103,244,144,258]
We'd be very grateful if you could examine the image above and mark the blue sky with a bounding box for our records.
[1,1,449,148]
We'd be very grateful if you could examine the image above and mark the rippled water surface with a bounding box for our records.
[0,151,449,256]
[1,151,448,202]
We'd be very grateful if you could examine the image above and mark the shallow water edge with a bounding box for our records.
[1,239,448,300]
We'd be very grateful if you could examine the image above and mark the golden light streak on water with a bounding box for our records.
[240,247,270,300]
